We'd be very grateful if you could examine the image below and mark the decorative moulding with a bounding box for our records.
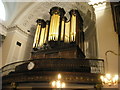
[7,25,34,38]
[15,2,96,34]
[0,23,8,36]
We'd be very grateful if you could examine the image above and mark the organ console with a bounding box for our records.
[32,6,84,53]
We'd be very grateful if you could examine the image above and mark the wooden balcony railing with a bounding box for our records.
[1,58,104,88]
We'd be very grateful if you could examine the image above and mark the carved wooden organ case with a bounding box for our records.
[31,7,85,59]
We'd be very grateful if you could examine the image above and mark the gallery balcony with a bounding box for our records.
[2,58,104,88]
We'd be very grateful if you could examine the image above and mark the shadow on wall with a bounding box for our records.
[23,25,35,60]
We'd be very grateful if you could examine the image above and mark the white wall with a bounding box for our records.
[95,3,119,88]
[2,26,33,67]
[0,22,7,68]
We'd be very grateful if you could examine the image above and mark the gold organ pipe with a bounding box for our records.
[33,24,41,48]
[64,21,70,43]
[60,19,65,41]
[49,14,60,41]
[70,14,76,42]
[38,28,46,47]
[49,15,54,40]
[44,23,49,43]
[53,14,60,41]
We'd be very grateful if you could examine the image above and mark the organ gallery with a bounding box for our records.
[2,6,104,88]
[31,7,85,59]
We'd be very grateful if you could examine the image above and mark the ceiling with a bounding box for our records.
[3,2,95,36]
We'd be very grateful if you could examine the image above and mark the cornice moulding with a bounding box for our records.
[7,25,34,38]
[0,23,8,30]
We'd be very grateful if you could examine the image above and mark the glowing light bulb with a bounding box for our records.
[51,74,66,88]
[100,74,119,86]
[52,81,56,87]
[56,80,61,88]
[58,74,61,80]
[104,78,108,83]
[62,82,65,88]
[114,75,119,80]
[100,76,104,81]
[106,74,111,79]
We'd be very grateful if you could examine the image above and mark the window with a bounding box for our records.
[0,0,5,21]
[16,41,22,47]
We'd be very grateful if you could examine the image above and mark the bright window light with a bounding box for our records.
[0,0,5,21]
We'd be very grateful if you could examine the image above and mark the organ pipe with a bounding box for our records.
[44,20,50,43]
[48,7,65,41]
[48,14,60,41]
[33,20,42,48]
[33,19,46,48]
[38,28,46,47]
[70,14,76,42]
[33,7,84,52]
[60,17,67,41]
[64,21,70,43]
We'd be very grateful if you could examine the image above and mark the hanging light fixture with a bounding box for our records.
[51,74,66,88]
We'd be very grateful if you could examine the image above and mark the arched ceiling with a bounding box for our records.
[3,2,95,36]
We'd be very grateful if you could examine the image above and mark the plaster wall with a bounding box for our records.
[95,3,119,88]
[0,23,7,68]
[2,28,33,67]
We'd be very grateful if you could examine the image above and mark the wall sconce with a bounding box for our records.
[100,73,119,86]
[100,50,120,86]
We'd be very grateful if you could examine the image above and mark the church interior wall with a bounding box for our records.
[95,3,119,88]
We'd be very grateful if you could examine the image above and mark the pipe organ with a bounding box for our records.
[32,7,84,53]
[33,19,45,48]
[2,6,103,89]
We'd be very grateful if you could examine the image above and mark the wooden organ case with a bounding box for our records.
[31,7,85,59]
[2,7,103,88]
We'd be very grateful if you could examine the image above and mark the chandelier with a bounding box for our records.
[100,50,120,86]
[100,74,119,86]
[51,74,66,88]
